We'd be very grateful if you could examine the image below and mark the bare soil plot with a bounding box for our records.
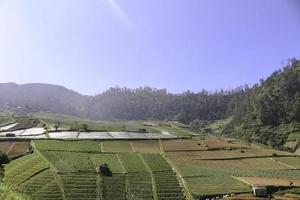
[131,140,160,153]
[190,158,290,170]
[167,148,294,161]
[162,139,207,151]
[236,177,300,187]
[203,136,250,150]
[0,141,30,157]
[0,141,14,153]
[295,148,300,155]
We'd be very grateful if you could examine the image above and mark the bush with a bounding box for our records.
[0,151,9,165]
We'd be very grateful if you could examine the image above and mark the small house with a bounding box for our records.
[252,186,267,197]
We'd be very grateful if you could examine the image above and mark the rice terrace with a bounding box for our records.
[0,113,300,200]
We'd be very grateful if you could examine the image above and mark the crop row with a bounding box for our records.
[18,169,63,200]
[34,140,101,152]
[101,174,127,200]
[142,154,173,172]
[40,151,94,172]
[154,171,185,200]
[118,154,148,173]
[5,153,49,184]
[127,173,154,200]
[60,173,97,200]
[90,153,124,173]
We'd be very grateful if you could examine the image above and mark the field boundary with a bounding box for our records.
[32,142,66,200]
[192,155,300,161]
[164,156,194,200]
[139,154,158,200]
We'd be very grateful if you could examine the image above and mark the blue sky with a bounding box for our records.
[0,0,299,95]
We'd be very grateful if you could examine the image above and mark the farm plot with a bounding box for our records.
[40,151,94,172]
[4,153,50,185]
[203,136,249,150]
[90,153,124,173]
[5,141,30,157]
[0,141,12,152]
[34,140,101,152]
[273,157,300,169]
[0,123,17,131]
[18,169,63,200]
[6,118,40,131]
[162,139,207,152]
[167,148,294,161]
[131,140,161,153]
[189,158,291,170]
[126,173,154,200]
[101,140,133,153]
[142,154,185,200]
[119,153,148,172]
[0,141,29,158]
[235,177,300,187]
[101,174,127,200]
[60,173,97,200]
[176,163,250,196]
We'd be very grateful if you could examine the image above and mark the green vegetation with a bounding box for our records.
[224,59,300,150]
[142,154,185,200]
[0,151,9,165]
[102,141,133,153]
[0,112,15,126]
[34,140,101,152]
[0,183,30,200]
[4,140,186,200]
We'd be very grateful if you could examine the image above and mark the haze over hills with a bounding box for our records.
[0,59,300,150]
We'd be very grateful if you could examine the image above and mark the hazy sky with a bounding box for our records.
[0,0,299,95]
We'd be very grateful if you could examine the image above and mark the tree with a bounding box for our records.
[0,151,9,165]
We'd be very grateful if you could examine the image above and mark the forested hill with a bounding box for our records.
[223,58,300,149]
[0,59,300,149]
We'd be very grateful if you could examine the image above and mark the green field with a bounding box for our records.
[3,140,186,200]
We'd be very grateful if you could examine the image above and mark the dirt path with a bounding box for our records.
[269,158,297,169]
[6,142,15,155]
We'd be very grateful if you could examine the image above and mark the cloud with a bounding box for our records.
[106,0,133,27]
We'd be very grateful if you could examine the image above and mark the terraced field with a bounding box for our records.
[165,137,300,199]
[3,140,186,200]
[2,137,300,200]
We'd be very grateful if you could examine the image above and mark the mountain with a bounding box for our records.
[0,83,87,116]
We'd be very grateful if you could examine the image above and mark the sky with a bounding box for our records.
[0,0,300,95]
